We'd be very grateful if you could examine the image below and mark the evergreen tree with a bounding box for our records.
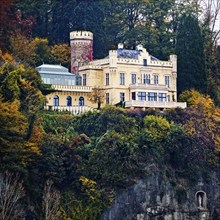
[176,13,207,94]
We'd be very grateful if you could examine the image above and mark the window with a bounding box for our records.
[53,95,59,106]
[138,92,146,100]
[167,95,170,102]
[79,97,84,106]
[66,96,72,106]
[76,75,82,85]
[148,92,157,101]
[143,59,147,66]
[120,92,125,102]
[132,92,136,100]
[120,73,125,85]
[165,76,170,87]
[131,73,136,84]
[106,93,109,104]
[154,75,158,84]
[158,93,166,102]
[106,73,109,85]
[146,74,151,84]
[82,74,87,86]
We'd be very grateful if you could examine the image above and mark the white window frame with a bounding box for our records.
[131,73,136,84]
[106,73,109,85]
[158,93,166,102]
[120,92,125,102]
[120,72,125,85]
[106,93,110,104]
[148,92,157,101]
[165,75,170,88]
[82,74,87,86]
[154,75,159,84]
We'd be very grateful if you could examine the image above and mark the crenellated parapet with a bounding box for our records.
[70,30,93,41]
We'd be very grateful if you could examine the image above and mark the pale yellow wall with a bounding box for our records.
[80,68,176,105]
[80,63,176,105]
[46,91,96,108]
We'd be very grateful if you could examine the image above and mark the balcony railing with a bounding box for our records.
[129,83,168,91]
[52,85,92,92]
[125,100,187,109]
[44,105,94,114]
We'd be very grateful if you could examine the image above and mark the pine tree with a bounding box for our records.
[176,13,207,94]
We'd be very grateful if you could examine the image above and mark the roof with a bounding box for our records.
[116,49,160,61]
[36,64,74,76]
[117,49,140,59]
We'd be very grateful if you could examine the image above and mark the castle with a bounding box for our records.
[37,31,186,113]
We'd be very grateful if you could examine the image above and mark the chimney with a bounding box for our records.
[118,43,124,49]
[136,44,143,51]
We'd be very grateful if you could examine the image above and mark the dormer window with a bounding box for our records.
[143,59,147,66]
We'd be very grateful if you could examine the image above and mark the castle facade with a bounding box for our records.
[37,31,186,113]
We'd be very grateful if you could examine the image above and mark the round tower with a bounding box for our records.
[70,30,93,73]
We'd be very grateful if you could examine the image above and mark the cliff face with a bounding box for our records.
[102,171,220,220]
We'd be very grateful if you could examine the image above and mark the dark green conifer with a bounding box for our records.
[176,13,207,94]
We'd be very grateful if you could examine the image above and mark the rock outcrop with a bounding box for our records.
[102,171,220,220]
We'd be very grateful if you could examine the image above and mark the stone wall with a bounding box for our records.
[102,172,220,220]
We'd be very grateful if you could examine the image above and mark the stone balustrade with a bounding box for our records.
[125,100,187,109]
[52,84,92,92]
[44,105,94,114]
[129,83,168,91]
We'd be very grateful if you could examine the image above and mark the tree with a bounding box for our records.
[88,87,105,109]
[102,0,175,59]
[14,0,176,59]
[143,0,176,59]
[179,89,214,109]
[0,55,45,174]
[176,12,207,94]
[200,0,220,105]
[10,35,52,67]
[0,0,16,51]
[86,130,140,186]
[50,44,71,68]
[42,180,61,220]
[138,115,174,160]
[165,94,220,174]
[0,171,25,220]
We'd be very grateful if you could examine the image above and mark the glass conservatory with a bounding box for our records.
[36,64,79,85]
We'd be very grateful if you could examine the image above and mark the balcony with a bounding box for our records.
[52,84,92,92]
[44,105,94,114]
[125,100,187,109]
[129,83,168,91]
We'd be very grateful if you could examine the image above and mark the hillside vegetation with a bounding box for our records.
[1,0,220,219]
[0,55,220,219]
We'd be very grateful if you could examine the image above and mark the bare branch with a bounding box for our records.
[42,179,61,220]
[0,171,25,220]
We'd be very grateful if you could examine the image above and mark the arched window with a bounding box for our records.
[66,96,72,106]
[53,95,59,106]
[79,97,84,106]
